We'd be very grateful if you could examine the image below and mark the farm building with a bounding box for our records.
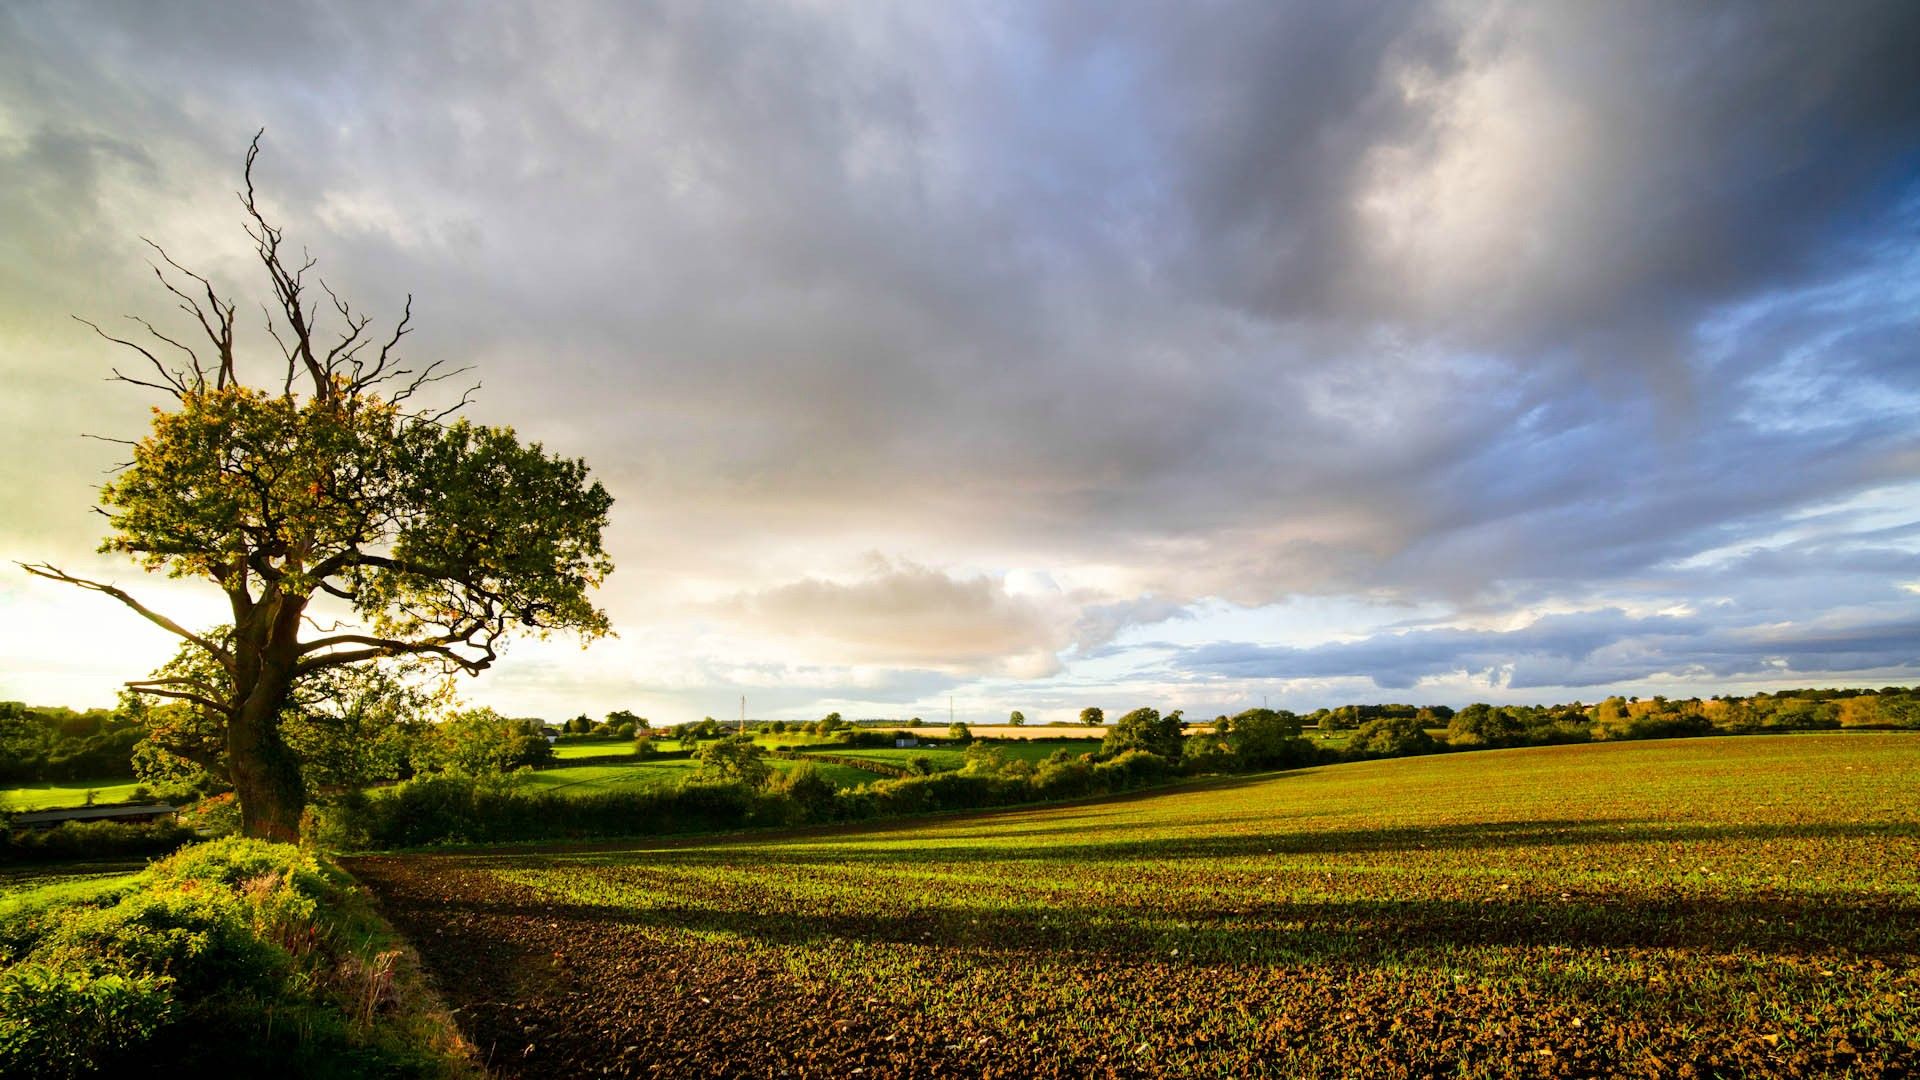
[8,803,178,829]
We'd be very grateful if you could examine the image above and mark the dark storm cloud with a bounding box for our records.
[4,1,1920,709]
[1174,608,1920,691]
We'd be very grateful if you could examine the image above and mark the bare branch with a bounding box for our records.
[295,632,494,677]
[75,316,188,398]
[124,681,232,714]
[18,562,233,669]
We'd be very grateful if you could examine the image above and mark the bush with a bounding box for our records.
[1349,716,1437,757]
[0,837,456,1078]
[766,763,837,823]
[1091,749,1170,789]
[0,820,196,864]
[312,774,775,848]
[0,962,172,1077]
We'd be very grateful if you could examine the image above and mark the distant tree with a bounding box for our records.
[694,735,772,787]
[947,722,973,743]
[1008,710,1026,726]
[1101,707,1183,760]
[1079,706,1104,727]
[566,715,595,734]
[1349,715,1436,757]
[1447,703,1525,748]
[425,708,554,774]
[1224,708,1305,768]
[816,712,847,738]
[606,708,642,730]
[632,734,658,759]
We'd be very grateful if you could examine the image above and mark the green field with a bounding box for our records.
[355,733,1920,1076]
[550,738,638,760]
[0,778,144,811]
[806,737,1098,772]
[520,755,889,796]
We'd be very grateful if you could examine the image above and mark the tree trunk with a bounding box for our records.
[227,664,307,842]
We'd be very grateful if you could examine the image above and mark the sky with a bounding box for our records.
[3,1,1920,724]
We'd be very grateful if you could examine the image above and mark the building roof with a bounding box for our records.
[9,803,177,826]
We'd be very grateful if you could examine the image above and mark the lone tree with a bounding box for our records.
[21,135,613,840]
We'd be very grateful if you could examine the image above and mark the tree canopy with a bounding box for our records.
[21,134,612,839]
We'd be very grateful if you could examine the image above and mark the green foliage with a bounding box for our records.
[1222,708,1309,769]
[946,722,973,743]
[765,763,836,823]
[31,163,615,840]
[314,774,771,847]
[421,708,553,775]
[0,837,464,1078]
[0,963,172,1077]
[0,820,195,865]
[1079,706,1104,727]
[1349,715,1438,757]
[1101,707,1183,760]
[693,736,773,788]
[1007,710,1026,726]
[1447,703,1526,748]
[0,702,141,784]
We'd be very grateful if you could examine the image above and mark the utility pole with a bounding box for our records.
[949,695,954,726]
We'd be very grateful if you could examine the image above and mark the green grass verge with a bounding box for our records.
[0,837,478,1078]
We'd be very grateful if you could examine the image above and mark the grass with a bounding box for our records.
[808,737,1099,772]
[0,838,478,1078]
[549,738,636,760]
[360,733,1920,1076]
[0,779,144,811]
[516,755,890,797]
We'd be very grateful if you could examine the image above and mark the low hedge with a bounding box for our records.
[0,820,197,865]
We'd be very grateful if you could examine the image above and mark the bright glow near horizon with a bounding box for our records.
[3,2,1919,722]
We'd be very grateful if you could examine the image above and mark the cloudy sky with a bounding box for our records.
[4,1,1920,723]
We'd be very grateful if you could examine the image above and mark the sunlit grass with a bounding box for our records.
[0,779,144,811]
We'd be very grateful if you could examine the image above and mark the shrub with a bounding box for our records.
[1349,716,1437,757]
[1091,749,1170,789]
[0,837,451,1079]
[0,962,172,1078]
[0,820,195,864]
[766,764,836,823]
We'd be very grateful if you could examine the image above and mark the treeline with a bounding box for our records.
[1300,686,1920,748]
[0,702,139,783]
[319,687,1920,849]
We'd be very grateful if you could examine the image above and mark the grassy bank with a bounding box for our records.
[0,837,477,1078]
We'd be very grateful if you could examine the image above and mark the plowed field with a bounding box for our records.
[350,734,1920,1077]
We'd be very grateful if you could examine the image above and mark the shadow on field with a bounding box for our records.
[369,816,1920,963]
[377,873,1918,962]
[542,816,1915,866]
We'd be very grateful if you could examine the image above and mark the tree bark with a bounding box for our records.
[227,667,307,841]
